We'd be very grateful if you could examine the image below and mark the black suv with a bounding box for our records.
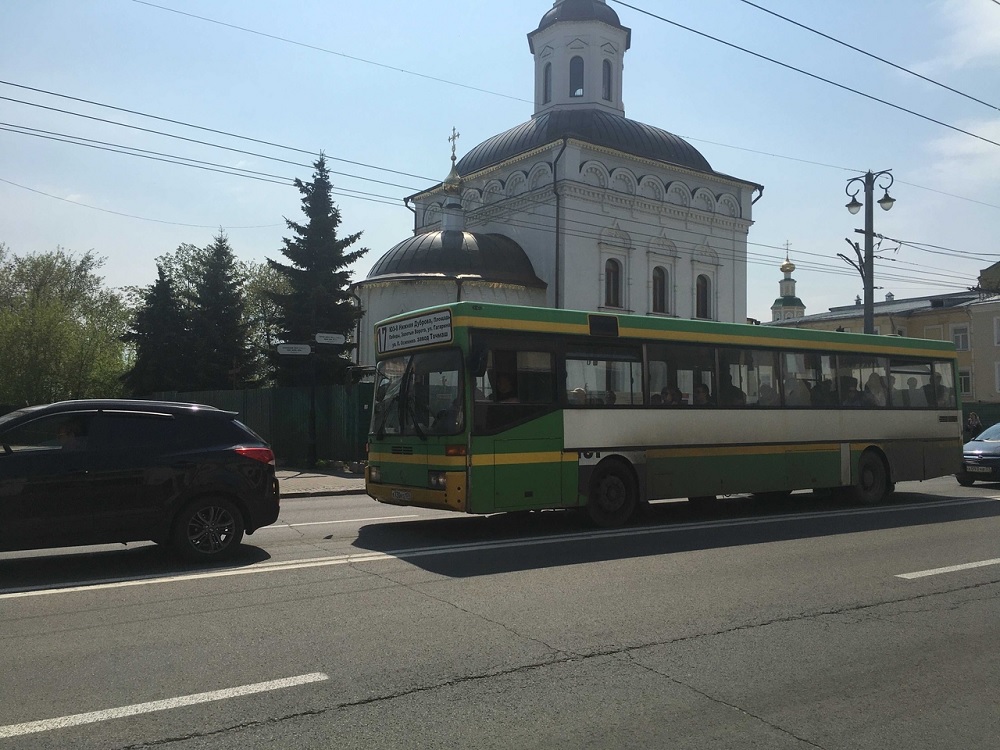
[0,400,280,560]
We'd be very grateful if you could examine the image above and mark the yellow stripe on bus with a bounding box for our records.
[368,452,467,467]
[469,452,578,467]
[647,443,843,459]
[451,315,954,360]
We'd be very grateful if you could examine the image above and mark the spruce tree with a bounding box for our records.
[186,231,252,390]
[121,264,190,396]
[268,155,367,385]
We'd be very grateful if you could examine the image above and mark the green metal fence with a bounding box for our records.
[154,384,373,467]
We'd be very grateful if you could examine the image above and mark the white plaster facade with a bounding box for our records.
[353,0,760,366]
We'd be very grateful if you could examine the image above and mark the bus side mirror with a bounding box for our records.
[468,348,489,377]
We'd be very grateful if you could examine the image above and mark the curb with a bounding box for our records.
[281,486,366,498]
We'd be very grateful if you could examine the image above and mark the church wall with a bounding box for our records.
[413,147,753,323]
[354,280,546,366]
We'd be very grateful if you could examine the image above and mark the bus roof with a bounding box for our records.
[375,302,957,359]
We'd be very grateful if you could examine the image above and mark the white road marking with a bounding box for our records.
[896,558,1000,579]
[0,672,328,739]
[1,497,993,600]
[258,514,419,530]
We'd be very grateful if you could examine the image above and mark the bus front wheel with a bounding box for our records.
[587,461,637,527]
[851,451,890,505]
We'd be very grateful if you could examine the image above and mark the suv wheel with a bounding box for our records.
[172,497,245,561]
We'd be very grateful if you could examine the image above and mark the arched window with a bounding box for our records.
[570,56,584,97]
[605,259,622,308]
[652,267,667,313]
[543,63,552,104]
[602,60,612,101]
[696,274,711,319]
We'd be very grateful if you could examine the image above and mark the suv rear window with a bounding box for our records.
[175,414,257,448]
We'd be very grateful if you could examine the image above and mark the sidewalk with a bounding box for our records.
[276,466,367,498]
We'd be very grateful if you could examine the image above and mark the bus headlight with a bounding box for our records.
[428,471,447,490]
[369,466,381,484]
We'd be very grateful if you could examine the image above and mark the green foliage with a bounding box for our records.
[0,245,129,405]
[184,231,252,390]
[123,232,258,394]
[241,259,289,387]
[121,265,190,396]
[268,155,368,386]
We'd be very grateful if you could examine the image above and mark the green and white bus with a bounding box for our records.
[365,302,961,526]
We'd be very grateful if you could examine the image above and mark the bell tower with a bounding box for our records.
[527,0,631,117]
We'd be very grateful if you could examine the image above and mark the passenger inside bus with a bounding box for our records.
[840,376,863,406]
[692,383,715,406]
[661,385,684,406]
[495,372,519,403]
[757,383,780,406]
[862,372,888,407]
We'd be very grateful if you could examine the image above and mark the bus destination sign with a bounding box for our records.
[377,310,453,354]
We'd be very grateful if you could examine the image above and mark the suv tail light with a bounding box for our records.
[235,446,276,465]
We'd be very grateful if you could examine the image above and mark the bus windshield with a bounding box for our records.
[372,348,464,438]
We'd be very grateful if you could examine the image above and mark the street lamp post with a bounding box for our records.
[846,169,895,334]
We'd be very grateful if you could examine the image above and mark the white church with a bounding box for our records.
[353,0,762,366]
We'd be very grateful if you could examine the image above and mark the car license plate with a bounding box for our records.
[391,489,413,501]
[967,466,992,474]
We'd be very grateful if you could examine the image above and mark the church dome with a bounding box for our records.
[366,230,546,288]
[455,108,713,176]
[535,0,627,33]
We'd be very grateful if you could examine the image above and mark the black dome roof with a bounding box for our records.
[455,108,713,176]
[366,230,545,288]
[536,0,625,33]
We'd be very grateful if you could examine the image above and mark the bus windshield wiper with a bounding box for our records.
[374,393,397,440]
[397,359,426,440]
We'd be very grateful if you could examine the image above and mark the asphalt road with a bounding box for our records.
[2,477,1000,749]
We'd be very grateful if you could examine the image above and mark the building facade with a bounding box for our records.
[353,0,762,366]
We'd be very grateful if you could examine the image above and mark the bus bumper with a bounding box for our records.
[366,468,467,512]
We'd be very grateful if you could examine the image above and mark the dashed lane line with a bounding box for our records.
[0,672,329,739]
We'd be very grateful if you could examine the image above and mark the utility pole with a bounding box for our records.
[845,169,896,334]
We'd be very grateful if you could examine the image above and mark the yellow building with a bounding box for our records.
[770,290,981,403]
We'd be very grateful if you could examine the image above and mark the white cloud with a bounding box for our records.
[921,0,1000,72]
[919,117,1000,194]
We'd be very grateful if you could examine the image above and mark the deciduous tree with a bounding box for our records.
[0,245,128,405]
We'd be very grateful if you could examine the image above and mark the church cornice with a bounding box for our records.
[574,139,758,192]
[560,179,753,233]
[412,143,558,202]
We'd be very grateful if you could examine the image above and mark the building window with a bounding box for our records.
[952,324,970,351]
[543,62,552,104]
[652,267,667,313]
[695,274,712,319]
[994,317,1000,346]
[602,60,612,101]
[959,369,972,398]
[605,259,622,308]
[570,56,584,97]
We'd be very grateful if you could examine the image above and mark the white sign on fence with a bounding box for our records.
[276,344,312,356]
[315,333,346,345]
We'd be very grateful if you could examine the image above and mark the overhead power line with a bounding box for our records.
[735,0,999,113]
[0,95,424,192]
[0,80,436,183]
[0,176,282,228]
[130,0,531,106]
[609,0,1000,149]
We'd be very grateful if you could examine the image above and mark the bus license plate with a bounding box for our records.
[391,489,413,501]
[967,466,992,474]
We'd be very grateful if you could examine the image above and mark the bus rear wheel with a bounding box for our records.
[587,462,637,527]
[851,451,890,505]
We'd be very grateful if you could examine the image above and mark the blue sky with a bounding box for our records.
[1,0,998,322]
